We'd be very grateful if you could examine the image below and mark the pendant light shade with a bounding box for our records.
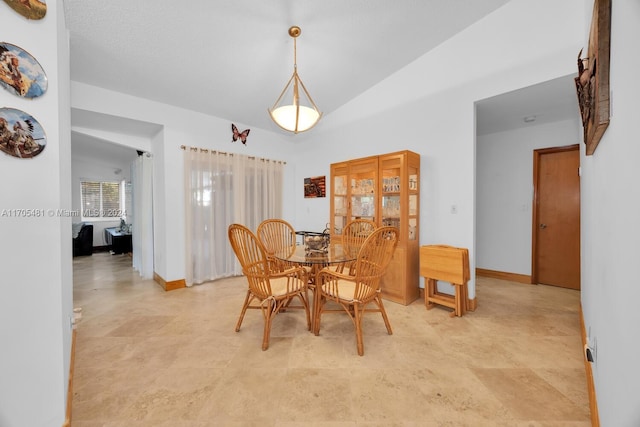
[268,26,322,133]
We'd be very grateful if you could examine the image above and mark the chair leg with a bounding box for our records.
[297,291,312,331]
[353,302,365,356]
[262,300,275,351]
[314,295,323,336]
[375,295,393,335]
[235,290,252,332]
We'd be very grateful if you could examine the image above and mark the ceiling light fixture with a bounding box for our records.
[268,26,322,134]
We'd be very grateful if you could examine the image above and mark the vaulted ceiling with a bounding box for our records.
[63,0,579,140]
[63,0,511,133]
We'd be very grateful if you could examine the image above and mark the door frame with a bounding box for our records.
[531,144,580,285]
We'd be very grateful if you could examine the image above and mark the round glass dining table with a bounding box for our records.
[274,243,358,329]
[274,243,357,275]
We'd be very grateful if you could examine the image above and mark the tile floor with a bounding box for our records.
[71,252,591,426]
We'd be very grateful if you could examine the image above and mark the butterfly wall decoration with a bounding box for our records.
[231,123,250,145]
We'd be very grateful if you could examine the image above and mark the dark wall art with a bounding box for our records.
[304,176,326,198]
[575,0,611,155]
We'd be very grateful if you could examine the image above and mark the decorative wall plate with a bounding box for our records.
[0,107,46,159]
[2,0,47,20]
[0,42,48,98]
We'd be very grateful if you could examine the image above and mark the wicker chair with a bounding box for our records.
[332,218,377,274]
[228,223,311,350]
[257,218,297,272]
[315,226,398,356]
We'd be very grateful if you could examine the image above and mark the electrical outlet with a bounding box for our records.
[586,346,595,362]
[585,334,597,363]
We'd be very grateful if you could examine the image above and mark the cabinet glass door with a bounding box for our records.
[349,160,377,223]
[408,169,418,241]
[350,178,375,221]
[381,158,402,233]
[333,173,348,235]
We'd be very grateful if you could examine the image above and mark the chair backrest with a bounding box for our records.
[257,219,297,259]
[228,223,272,298]
[352,226,398,298]
[342,219,377,254]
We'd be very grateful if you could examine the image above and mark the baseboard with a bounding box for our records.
[63,328,76,427]
[476,268,531,284]
[580,305,600,426]
[467,297,477,311]
[153,272,186,291]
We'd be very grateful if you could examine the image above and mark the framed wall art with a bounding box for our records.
[575,0,611,155]
[304,176,326,198]
[2,0,47,20]
[0,107,46,159]
[0,42,48,98]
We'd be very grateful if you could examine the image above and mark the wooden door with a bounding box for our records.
[532,145,580,289]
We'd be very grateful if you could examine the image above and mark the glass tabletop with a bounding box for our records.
[274,243,357,265]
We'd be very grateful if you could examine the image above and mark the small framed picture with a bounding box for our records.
[304,176,326,198]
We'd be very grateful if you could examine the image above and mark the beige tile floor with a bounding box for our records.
[71,252,591,426]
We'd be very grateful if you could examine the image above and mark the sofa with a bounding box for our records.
[73,222,93,257]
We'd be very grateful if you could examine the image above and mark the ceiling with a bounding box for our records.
[476,74,580,136]
[62,0,579,140]
[71,131,138,168]
[63,0,508,135]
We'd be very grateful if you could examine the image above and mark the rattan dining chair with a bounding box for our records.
[331,218,377,274]
[315,226,399,356]
[228,223,311,350]
[257,219,297,272]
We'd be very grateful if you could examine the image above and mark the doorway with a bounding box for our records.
[531,144,580,289]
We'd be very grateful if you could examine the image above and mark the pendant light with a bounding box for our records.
[268,26,322,133]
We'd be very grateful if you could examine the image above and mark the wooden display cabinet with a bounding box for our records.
[330,150,420,305]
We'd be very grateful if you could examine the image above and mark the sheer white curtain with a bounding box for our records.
[184,148,283,286]
[131,153,154,278]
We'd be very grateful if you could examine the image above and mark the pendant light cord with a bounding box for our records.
[293,35,297,71]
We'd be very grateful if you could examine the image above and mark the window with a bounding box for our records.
[81,180,126,220]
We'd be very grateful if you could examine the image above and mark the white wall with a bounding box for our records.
[580,1,640,424]
[293,0,586,299]
[0,3,72,426]
[476,118,581,275]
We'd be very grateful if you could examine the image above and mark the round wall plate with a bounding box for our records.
[2,0,47,20]
[0,107,46,159]
[0,41,48,98]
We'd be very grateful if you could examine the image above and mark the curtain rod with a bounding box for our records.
[179,145,286,164]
